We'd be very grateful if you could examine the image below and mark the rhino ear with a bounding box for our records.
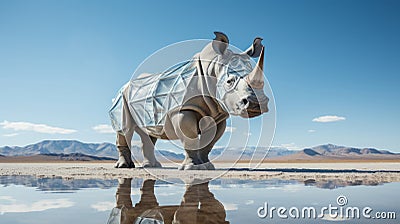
[212,31,229,55]
[245,37,263,58]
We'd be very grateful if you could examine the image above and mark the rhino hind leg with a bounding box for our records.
[136,127,162,168]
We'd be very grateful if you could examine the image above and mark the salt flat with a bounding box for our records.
[1,162,399,185]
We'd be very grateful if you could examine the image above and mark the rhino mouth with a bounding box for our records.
[241,109,262,118]
[241,95,270,118]
[240,104,263,118]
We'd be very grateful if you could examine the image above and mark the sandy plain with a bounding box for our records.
[1,162,399,185]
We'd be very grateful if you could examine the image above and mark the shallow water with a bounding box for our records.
[0,176,398,223]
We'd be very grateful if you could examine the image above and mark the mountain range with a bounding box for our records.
[271,144,400,161]
[0,140,183,161]
[0,140,399,162]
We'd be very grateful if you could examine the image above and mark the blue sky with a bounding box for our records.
[0,0,399,151]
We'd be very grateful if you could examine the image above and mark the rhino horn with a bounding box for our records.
[246,46,265,89]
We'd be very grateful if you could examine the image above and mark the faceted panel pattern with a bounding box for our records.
[128,61,195,128]
[109,85,125,132]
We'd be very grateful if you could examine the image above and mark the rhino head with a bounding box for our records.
[198,32,269,118]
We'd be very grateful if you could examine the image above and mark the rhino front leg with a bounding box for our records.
[169,111,215,170]
[198,119,226,168]
[109,178,159,224]
[181,119,226,170]
[115,132,135,168]
[135,127,162,168]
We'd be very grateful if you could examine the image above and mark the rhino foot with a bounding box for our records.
[142,160,162,168]
[178,161,215,170]
[115,147,135,168]
[114,158,135,168]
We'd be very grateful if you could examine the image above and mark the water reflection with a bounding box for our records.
[0,175,118,191]
[303,179,382,189]
[1,175,399,224]
[107,178,229,224]
[0,175,393,191]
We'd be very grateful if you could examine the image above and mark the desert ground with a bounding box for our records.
[1,162,399,185]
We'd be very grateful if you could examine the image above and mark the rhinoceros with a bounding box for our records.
[109,32,269,170]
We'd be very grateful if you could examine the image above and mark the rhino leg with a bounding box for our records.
[170,111,226,170]
[168,111,205,170]
[173,181,228,223]
[180,119,226,170]
[110,178,159,224]
[115,132,136,168]
[136,127,162,168]
[181,119,226,170]
[179,150,212,170]
[115,178,133,208]
[199,119,226,163]
[135,179,159,208]
[115,88,137,168]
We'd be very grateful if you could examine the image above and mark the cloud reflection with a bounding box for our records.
[91,201,115,212]
[0,197,74,214]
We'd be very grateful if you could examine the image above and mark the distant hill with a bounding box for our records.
[271,144,400,161]
[0,140,184,162]
[209,146,296,161]
[0,153,116,162]
[0,141,399,162]
[310,144,394,156]
[0,140,118,158]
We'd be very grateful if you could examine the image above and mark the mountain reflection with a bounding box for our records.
[0,175,118,191]
[107,178,229,224]
[0,176,390,192]
[303,178,382,189]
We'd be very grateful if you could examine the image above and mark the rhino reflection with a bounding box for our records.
[107,179,229,224]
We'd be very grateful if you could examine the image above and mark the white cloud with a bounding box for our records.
[91,201,115,212]
[0,120,76,134]
[222,202,238,211]
[224,126,237,133]
[312,115,346,123]
[308,129,316,133]
[3,133,19,137]
[92,124,114,134]
[0,198,74,214]
[245,200,254,205]
[279,143,300,150]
